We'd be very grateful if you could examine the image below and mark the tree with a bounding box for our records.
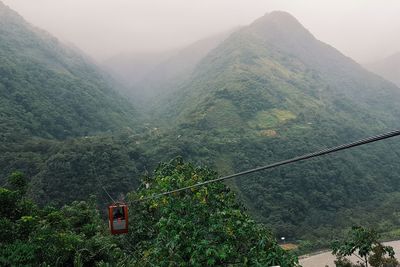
[125,157,300,266]
[0,172,132,266]
[331,226,398,267]
[1,163,300,266]
[7,171,28,194]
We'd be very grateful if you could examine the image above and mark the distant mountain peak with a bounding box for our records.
[0,1,12,12]
[0,1,7,12]
[387,51,400,60]
[366,51,400,87]
[251,11,307,31]
[265,11,300,22]
[0,0,24,23]
[248,11,315,47]
[244,10,317,58]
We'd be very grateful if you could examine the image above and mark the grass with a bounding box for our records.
[280,243,299,251]
[249,109,296,130]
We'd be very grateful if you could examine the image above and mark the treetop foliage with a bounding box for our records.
[331,226,399,267]
[0,160,300,266]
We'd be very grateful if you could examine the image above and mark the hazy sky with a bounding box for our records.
[3,0,400,63]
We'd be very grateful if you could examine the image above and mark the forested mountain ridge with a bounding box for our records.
[0,1,138,142]
[3,1,400,258]
[148,11,400,244]
[0,1,146,205]
[161,11,400,128]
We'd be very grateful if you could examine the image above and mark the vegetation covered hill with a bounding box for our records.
[0,1,138,142]
[3,0,400,258]
[0,1,146,205]
[160,11,400,127]
[366,52,400,87]
[149,11,400,245]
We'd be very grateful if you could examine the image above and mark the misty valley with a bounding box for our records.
[1,1,400,266]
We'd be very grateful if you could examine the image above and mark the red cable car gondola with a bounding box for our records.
[108,202,129,235]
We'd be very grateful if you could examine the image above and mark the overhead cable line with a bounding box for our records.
[134,129,400,202]
[102,185,117,204]
[91,162,117,204]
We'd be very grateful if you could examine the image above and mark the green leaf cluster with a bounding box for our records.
[125,158,299,266]
[0,172,133,266]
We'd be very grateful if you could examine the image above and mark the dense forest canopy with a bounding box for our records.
[0,2,145,207]
[0,161,300,266]
[2,1,400,264]
[0,2,138,142]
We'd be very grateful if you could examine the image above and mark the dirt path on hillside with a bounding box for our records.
[300,240,400,267]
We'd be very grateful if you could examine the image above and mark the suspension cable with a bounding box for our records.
[134,129,400,202]
[91,162,117,204]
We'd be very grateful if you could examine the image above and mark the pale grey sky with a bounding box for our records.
[3,0,400,63]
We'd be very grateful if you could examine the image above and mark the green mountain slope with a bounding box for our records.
[0,2,146,205]
[153,11,400,243]
[163,11,400,129]
[0,1,138,142]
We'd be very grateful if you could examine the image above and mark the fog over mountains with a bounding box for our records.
[0,1,143,206]
[2,1,400,265]
[102,29,236,100]
[366,52,400,87]
[0,1,138,141]
[141,11,400,240]
[3,0,400,63]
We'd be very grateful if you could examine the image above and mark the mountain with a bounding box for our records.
[0,1,138,143]
[4,1,400,249]
[102,30,235,102]
[137,30,237,98]
[162,11,400,126]
[0,2,147,205]
[152,11,400,242]
[365,52,400,87]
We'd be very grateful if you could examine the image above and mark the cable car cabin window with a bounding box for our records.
[108,204,128,235]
